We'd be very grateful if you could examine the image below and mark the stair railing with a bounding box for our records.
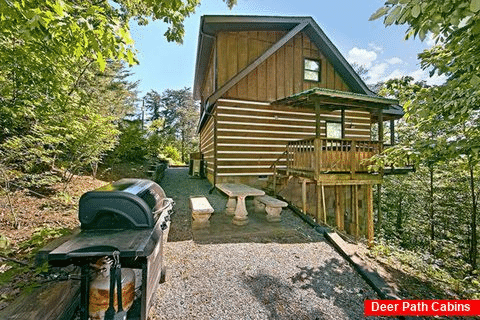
[270,149,288,196]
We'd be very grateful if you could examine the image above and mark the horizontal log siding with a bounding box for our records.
[215,31,350,103]
[199,114,215,181]
[215,99,371,177]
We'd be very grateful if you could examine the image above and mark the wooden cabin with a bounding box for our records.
[193,15,404,243]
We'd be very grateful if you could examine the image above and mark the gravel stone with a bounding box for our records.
[152,168,381,319]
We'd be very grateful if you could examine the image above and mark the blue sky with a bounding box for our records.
[128,0,445,98]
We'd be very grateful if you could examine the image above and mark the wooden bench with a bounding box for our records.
[254,195,288,222]
[190,196,214,229]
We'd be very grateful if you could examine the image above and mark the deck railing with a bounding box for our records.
[286,137,380,176]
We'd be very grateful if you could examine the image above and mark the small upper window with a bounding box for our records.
[304,58,321,82]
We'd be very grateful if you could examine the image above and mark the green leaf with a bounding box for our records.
[470,74,480,86]
[96,51,106,71]
[411,4,421,18]
[419,28,427,41]
[127,49,135,66]
[51,0,64,16]
[471,0,480,12]
[369,6,389,21]
[385,13,396,26]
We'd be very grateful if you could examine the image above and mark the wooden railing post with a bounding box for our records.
[350,139,356,176]
[273,162,277,196]
[286,143,291,174]
[287,137,382,175]
[314,138,321,178]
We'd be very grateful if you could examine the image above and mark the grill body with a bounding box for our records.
[38,179,174,320]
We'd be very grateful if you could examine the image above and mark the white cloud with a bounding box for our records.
[385,69,406,80]
[409,69,428,82]
[366,63,388,84]
[427,74,448,86]
[368,42,383,53]
[347,47,377,68]
[386,57,403,65]
[410,69,448,85]
[382,68,447,85]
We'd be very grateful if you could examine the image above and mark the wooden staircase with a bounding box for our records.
[265,168,289,195]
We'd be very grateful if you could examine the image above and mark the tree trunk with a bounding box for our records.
[396,196,403,238]
[181,130,185,163]
[469,163,478,270]
[429,165,435,253]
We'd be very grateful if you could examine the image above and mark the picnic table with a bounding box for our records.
[216,183,265,225]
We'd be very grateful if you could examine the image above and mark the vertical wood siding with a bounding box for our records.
[213,99,371,177]
[215,31,350,102]
[201,49,216,102]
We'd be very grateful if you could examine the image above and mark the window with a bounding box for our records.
[304,58,321,82]
[326,121,342,139]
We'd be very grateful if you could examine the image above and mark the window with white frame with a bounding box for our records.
[304,58,321,82]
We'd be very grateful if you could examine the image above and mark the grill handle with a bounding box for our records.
[63,246,120,259]
[156,198,174,231]
[153,198,174,217]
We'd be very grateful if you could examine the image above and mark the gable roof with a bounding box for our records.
[193,15,404,130]
[193,15,375,101]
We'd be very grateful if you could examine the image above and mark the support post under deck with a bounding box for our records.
[367,184,374,247]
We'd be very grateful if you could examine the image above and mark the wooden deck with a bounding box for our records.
[271,137,381,246]
[285,137,380,181]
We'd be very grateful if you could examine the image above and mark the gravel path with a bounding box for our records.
[153,168,379,319]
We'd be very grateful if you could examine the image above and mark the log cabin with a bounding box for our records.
[193,15,405,243]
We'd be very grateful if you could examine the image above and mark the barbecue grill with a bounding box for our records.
[38,178,174,320]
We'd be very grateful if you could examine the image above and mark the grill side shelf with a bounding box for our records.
[47,228,155,261]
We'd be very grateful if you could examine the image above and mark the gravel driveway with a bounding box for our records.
[152,167,379,319]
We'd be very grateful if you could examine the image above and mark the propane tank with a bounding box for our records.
[89,257,135,320]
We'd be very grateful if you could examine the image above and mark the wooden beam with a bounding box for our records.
[341,109,345,139]
[367,184,374,247]
[207,21,309,105]
[390,119,395,146]
[335,185,343,231]
[315,100,321,138]
[316,182,321,223]
[281,96,389,111]
[0,280,80,320]
[378,110,384,152]
[354,185,359,239]
[302,179,307,214]
[321,184,327,224]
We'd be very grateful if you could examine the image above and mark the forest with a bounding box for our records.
[0,0,479,304]
[0,0,200,206]
[369,0,480,298]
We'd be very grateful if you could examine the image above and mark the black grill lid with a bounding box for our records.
[79,179,166,230]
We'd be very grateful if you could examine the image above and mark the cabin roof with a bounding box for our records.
[273,87,398,107]
[194,15,375,101]
[273,87,403,119]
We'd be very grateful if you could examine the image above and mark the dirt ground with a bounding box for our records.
[0,162,152,310]
[0,177,106,245]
